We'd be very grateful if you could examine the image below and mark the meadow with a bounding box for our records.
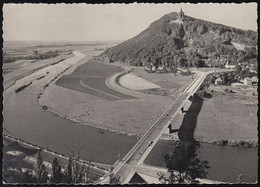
[195,87,258,144]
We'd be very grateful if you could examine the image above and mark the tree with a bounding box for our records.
[221,73,228,85]
[51,157,63,183]
[197,24,207,35]
[85,158,93,183]
[178,24,186,38]
[193,57,205,68]
[64,157,73,183]
[34,150,48,183]
[64,142,87,183]
[159,141,210,184]
[235,64,242,72]
[24,170,37,183]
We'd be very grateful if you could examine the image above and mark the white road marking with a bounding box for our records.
[79,78,122,100]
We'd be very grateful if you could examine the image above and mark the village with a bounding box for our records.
[144,57,258,97]
[212,61,258,97]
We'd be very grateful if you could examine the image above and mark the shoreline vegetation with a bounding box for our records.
[37,56,257,148]
[163,134,257,148]
[3,49,65,64]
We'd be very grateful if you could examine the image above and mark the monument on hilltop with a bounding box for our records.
[179,8,185,20]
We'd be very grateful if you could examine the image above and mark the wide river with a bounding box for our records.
[3,51,257,183]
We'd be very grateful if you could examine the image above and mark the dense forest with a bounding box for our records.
[97,12,257,70]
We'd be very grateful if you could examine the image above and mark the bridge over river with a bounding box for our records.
[99,68,234,184]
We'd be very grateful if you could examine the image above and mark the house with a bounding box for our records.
[244,77,252,86]
[225,61,236,69]
[151,66,156,71]
[176,70,182,75]
[144,64,152,71]
[252,76,258,84]
[157,66,166,73]
[240,63,248,70]
[231,82,247,89]
[250,64,257,73]
[239,79,244,83]
[234,75,240,81]
[157,65,164,70]
[166,67,172,72]
[215,77,223,86]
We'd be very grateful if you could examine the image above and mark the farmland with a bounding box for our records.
[118,73,161,91]
[194,85,258,144]
[131,67,193,90]
[41,60,175,136]
[56,60,136,101]
[129,67,194,96]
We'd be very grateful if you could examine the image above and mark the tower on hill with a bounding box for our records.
[179,8,185,20]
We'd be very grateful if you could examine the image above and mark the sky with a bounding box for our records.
[3,3,257,42]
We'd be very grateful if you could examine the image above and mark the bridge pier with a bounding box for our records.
[181,100,192,113]
[167,124,179,134]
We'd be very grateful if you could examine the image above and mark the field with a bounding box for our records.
[3,59,35,74]
[2,40,119,76]
[56,60,135,101]
[131,67,193,90]
[41,60,176,136]
[119,73,161,90]
[3,54,73,88]
[3,41,122,90]
[3,41,118,57]
[128,68,194,96]
[194,85,258,144]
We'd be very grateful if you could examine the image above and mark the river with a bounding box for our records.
[144,139,257,183]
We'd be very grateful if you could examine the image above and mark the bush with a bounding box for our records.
[42,106,48,110]
[219,140,228,146]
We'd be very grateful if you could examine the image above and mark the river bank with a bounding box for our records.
[144,139,258,183]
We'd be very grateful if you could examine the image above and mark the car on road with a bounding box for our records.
[148,141,153,146]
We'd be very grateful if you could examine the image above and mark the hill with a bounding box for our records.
[97,11,257,71]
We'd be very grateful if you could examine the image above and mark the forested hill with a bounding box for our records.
[97,12,257,69]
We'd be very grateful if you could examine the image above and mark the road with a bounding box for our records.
[100,69,234,184]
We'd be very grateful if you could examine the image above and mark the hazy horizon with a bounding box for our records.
[3,3,257,42]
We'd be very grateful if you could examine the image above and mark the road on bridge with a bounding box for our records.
[100,69,234,184]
